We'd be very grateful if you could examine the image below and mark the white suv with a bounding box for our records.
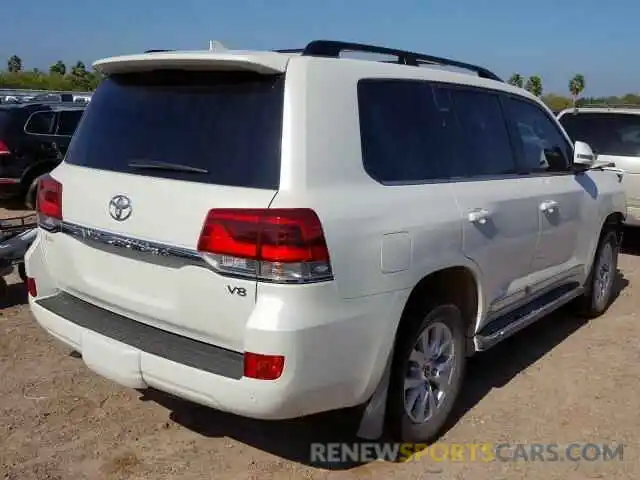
[26,41,626,443]
[558,106,640,225]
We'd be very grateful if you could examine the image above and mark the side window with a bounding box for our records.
[357,79,458,183]
[25,111,55,135]
[504,97,572,173]
[448,89,516,177]
[57,110,83,136]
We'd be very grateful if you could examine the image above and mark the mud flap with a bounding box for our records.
[356,347,394,440]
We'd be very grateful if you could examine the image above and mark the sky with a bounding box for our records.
[2,0,638,96]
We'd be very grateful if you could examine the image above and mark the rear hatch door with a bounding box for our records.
[42,66,285,352]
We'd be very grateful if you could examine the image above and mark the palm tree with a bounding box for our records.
[525,75,543,97]
[71,61,87,78]
[49,60,67,76]
[7,55,22,73]
[569,74,585,107]
[507,73,524,88]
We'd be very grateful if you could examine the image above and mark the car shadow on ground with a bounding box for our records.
[0,277,27,309]
[621,226,640,255]
[139,270,629,471]
[442,269,628,438]
[0,198,30,212]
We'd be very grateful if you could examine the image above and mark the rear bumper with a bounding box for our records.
[26,237,408,420]
[29,295,323,419]
[28,291,401,419]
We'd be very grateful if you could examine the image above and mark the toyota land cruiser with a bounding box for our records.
[25,40,626,443]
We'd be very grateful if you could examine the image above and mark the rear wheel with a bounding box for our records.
[24,175,42,210]
[387,303,466,443]
[575,229,619,318]
[18,263,27,283]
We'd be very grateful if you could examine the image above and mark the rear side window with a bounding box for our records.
[65,70,285,189]
[56,110,83,136]
[357,80,517,183]
[559,112,640,157]
[357,79,458,183]
[25,111,56,135]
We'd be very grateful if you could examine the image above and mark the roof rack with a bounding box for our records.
[579,103,640,109]
[276,40,502,82]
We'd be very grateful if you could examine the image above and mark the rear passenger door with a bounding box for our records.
[444,86,541,321]
[503,96,587,286]
[54,109,84,154]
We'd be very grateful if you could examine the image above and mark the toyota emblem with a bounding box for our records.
[109,195,132,221]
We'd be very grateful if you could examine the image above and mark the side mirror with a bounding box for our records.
[573,141,596,168]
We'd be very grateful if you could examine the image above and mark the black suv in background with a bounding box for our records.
[0,102,85,208]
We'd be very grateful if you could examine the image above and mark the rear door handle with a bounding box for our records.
[467,208,490,224]
[539,200,559,213]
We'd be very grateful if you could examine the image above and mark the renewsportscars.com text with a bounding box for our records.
[310,442,625,463]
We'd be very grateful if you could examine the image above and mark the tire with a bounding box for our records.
[575,229,619,318]
[24,175,41,210]
[386,303,467,443]
[18,263,27,283]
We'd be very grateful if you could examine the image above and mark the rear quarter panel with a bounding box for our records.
[269,58,487,396]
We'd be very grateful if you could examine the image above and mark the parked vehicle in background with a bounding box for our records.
[26,40,625,444]
[558,106,640,225]
[0,102,85,208]
[32,93,75,103]
[0,213,37,285]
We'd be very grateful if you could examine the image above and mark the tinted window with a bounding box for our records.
[358,80,458,183]
[25,111,55,134]
[505,97,572,172]
[559,112,640,157]
[449,89,516,176]
[0,111,11,134]
[65,70,285,189]
[57,110,83,136]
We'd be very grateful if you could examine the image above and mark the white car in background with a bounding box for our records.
[558,106,640,225]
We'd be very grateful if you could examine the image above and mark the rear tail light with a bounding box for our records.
[243,352,285,380]
[36,175,63,231]
[197,208,333,284]
[26,277,37,297]
[0,140,9,155]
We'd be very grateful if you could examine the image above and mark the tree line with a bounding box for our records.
[2,54,639,112]
[1,55,102,92]
[507,72,640,112]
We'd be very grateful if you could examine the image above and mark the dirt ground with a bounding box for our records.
[1,206,639,479]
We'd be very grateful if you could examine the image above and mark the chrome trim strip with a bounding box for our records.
[60,221,206,266]
[58,221,335,284]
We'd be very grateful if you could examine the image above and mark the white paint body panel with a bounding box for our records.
[26,49,626,420]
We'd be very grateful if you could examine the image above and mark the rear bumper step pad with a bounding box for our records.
[36,292,244,379]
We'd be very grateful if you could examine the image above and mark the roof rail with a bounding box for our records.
[579,103,640,109]
[144,49,174,53]
[277,40,502,82]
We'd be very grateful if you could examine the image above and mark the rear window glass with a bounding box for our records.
[65,70,285,189]
[559,112,640,157]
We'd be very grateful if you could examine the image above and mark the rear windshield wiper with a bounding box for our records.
[127,159,209,174]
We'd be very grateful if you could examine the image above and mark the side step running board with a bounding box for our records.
[474,283,584,351]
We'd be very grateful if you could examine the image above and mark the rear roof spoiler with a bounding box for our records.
[94,51,290,75]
